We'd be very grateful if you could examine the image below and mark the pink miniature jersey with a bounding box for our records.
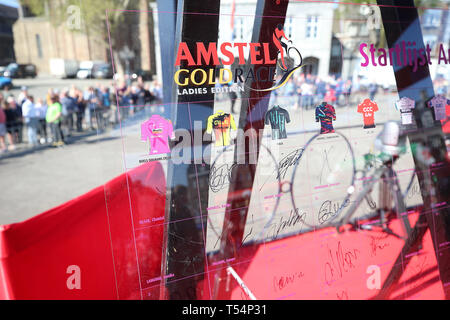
[427,95,450,121]
[141,115,175,155]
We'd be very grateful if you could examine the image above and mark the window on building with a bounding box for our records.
[423,35,437,52]
[287,16,293,38]
[423,9,441,28]
[306,15,318,39]
[36,34,43,58]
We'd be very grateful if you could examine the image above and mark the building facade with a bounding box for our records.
[13,16,107,74]
[0,0,19,66]
[12,1,156,76]
[217,0,337,80]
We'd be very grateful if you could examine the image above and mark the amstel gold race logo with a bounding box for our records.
[174,25,305,94]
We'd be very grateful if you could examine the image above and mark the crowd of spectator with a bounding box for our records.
[214,72,381,111]
[0,77,162,152]
[1,72,449,153]
[215,72,450,114]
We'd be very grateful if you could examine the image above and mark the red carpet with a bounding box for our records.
[207,213,445,300]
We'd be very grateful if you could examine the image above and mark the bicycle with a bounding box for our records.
[277,40,303,72]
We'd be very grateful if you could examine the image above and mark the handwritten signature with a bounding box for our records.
[273,271,305,291]
[369,235,390,257]
[336,289,349,300]
[278,148,305,179]
[209,162,238,193]
[324,241,360,286]
[318,199,350,225]
[318,198,376,225]
[266,208,307,241]
[260,148,304,190]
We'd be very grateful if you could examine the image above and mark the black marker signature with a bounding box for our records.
[260,148,304,190]
[209,162,238,193]
[318,199,350,225]
[278,148,305,180]
[324,241,360,286]
[318,198,376,225]
[267,208,307,241]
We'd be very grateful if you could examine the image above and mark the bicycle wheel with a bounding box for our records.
[277,51,288,72]
[277,46,303,72]
[205,142,281,252]
[289,131,356,230]
[287,46,303,69]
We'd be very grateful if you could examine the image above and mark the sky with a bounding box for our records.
[0,0,19,8]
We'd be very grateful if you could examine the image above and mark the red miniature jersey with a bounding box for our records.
[357,99,379,129]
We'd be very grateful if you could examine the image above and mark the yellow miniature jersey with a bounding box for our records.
[206,110,237,146]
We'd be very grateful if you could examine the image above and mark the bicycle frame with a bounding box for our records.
[337,156,412,239]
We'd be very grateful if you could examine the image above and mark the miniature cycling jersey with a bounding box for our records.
[264,105,291,140]
[141,114,175,155]
[395,97,415,125]
[427,95,450,121]
[315,102,336,134]
[357,98,379,129]
[206,110,237,146]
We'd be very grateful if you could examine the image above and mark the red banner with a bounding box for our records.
[0,162,165,300]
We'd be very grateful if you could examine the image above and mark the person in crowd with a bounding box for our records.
[0,95,7,152]
[151,80,163,102]
[35,97,48,144]
[301,80,314,109]
[136,84,146,111]
[100,85,111,109]
[85,86,100,130]
[368,82,378,101]
[100,85,112,126]
[143,83,156,106]
[342,80,352,106]
[22,95,39,146]
[335,77,345,106]
[324,84,337,104]
[18,86,28,107]
[14,96,24,143]
[46,88,54,107]
[130,85,139,114]
[72,88,84,132]
[46,94,64,146]
[4,96,18,150]
[120,86,132,119]
[60,90,77,136]
[436,78,448,96]
[315,77,327,105]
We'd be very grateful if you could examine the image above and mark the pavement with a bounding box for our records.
[0,128,124,225]
[0,75,124,224]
